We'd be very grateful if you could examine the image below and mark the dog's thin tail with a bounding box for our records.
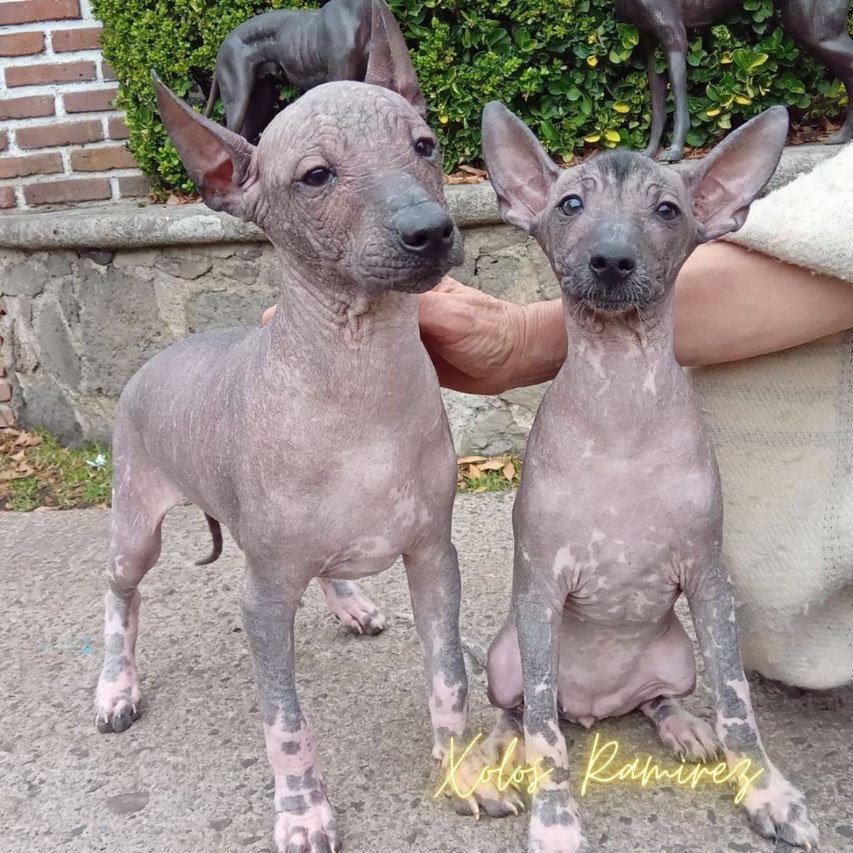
[204,73,219,118]
[196,513,223,565]
[460,633,489,669]
[395,612,488,669]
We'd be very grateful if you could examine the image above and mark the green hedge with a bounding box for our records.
[93,0,852,196]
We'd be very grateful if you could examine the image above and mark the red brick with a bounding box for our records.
[108,115,130,140]
[6,61,96,88]
[0,94,55,120]
[52,26,102,52]
[0,380,11,403]
[71,145,137,172]
[63,87,117,114]
[0,406,16,427]
[0,31,44,56]
[16,120,101,149]
[101,61,118,82]
[0,152,62,179]
[118,175,149,198]
[0,0,80,25]
[23,178,111,206]
[0,132,7,152]
[0,187,16,209]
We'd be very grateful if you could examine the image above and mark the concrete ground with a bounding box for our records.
[2,493,851,853]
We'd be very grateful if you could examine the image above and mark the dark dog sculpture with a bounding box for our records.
[204,0,424,142]
[615,0,853,161]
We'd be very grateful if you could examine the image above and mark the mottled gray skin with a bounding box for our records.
[614,0,853,161]
[92,68,498,851]
[481,102,819,852]
[204,0,424,142]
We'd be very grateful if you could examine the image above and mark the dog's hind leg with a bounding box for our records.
[640,33,668,157]
[94,430,181,733]
[640,696,721,763]
[316,578,387,635]
[659,22,690,162]
[779,0,853,144]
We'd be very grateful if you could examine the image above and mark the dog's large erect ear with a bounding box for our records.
[684,106,788,242]
[481,101,560,233]
[363,0,425,114]
[152,71,259,221]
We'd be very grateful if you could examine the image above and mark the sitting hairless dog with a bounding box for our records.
[91,51,506,851]
[204,0,424,142]
[479,103,818,851]
[615,0,853,161]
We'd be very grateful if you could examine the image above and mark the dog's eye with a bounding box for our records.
[414,138,436,158]
[302,167,334,187]
[656,201,680,220]
[559,195,584,216]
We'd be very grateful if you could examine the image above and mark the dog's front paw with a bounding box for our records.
[528,790,589,853]
[273,792,339,853]
[743,775,819,849]
[94,665,142,733]
[659,147,684,164]
[435,738,525,819]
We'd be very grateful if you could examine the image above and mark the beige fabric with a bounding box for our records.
[692,143,853,688]
[724,143,853,284]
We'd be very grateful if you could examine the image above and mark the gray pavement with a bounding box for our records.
[1,493,851,853]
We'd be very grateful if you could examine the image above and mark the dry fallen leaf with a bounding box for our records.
[14,431,42,447]
[10,450,25,462]
[479,458,506,471]
[503,460,516,481]
[466,464,483,480]
[473,485,488,494]
[457,456,486,465]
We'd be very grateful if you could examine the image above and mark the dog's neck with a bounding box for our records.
[556,288,684,409]
[265,251,421,362]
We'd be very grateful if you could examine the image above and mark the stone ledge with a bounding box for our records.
[0,143,838,251]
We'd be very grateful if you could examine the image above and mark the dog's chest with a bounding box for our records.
[235,376,457,573]
[519,410,721,616]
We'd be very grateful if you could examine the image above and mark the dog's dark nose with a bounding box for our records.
[589,242,637,285]
[395,203,454,256]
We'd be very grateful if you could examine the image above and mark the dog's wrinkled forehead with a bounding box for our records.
[559,149,687,206]
[258,81,430,165]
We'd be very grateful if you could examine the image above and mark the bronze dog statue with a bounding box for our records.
[616,0,853,161]
[204,0,423,141]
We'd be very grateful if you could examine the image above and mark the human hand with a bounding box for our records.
[418,277,530,394]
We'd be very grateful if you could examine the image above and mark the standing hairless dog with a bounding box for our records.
[480,103,818,851]
[205,0,424,142]
[615,0,853,161]
[91,35,511,852]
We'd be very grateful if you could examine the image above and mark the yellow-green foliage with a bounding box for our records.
[93,0,851,195]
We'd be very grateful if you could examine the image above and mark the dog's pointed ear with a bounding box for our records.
[684,106,788,243]
[152,71,259,221]
[363,0,425,115]
[481,101,560,233]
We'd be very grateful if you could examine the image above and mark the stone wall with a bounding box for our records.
[0,147,837,454]
[0,0,147,210]
[0,184,558,454]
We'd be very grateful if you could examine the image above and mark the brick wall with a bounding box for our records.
[0,0,149,210]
